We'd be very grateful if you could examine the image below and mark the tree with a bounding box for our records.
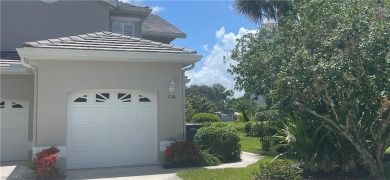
[185,84,234,121]
[233,0,294,24]
[231,97,253,122]
[229,0,390,179]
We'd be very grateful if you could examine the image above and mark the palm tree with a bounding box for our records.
[233,0,294,24]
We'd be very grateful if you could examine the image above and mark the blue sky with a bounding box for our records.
[126,0,260,97]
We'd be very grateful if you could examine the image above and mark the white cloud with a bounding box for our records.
[151,6,165,14]
[202,44,209,52]
[187,27,257,98]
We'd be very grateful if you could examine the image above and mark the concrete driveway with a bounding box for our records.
[0,152,263,180]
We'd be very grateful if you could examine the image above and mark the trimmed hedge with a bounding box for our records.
[194,122,241,162]
[191,113,221,123]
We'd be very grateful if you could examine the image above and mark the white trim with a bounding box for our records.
[16,48,202,64]
[32,146,66,158]
[111,16,140,22]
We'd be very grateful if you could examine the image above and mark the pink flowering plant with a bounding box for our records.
[25,146,65,179]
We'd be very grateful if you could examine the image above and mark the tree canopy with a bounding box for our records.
[185,83,234,121]
[230,0,390,179]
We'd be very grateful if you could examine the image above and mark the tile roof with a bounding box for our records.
[118,1,149,9]
[142,14,186,38]
[0,51,22,68]
[23,31,196,54]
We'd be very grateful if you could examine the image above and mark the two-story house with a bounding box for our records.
[0,0,201,170]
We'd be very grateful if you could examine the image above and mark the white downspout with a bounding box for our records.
[181,63,195,140]
[21,57,38,154]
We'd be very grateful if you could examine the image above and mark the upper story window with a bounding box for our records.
[111,17,140,36]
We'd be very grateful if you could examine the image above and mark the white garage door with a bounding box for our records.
[67,90,157,169]
[0,99,28,161]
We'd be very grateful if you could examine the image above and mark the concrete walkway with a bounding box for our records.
[0,152,263,180]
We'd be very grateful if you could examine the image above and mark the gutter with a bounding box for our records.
[181,63,195,140]
[20,57,39,150]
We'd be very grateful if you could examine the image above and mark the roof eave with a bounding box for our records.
[142,32,187,39]
[102,0,118,7]
[17,48,202,64]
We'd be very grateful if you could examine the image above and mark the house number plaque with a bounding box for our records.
[168,95,176,99]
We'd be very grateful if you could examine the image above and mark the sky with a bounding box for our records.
[124,0,260,97]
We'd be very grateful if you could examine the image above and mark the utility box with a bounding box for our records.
[186,124,203,141]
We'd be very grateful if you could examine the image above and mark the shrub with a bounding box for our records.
[25,146,64,179]
[165,141,201,166]
[194,122,241,162]
[253,160,302,180]
[198,150,222,166]
[244,121,253,134]
[255,109,280,122]
[191,113,221,123]
[261,137,272,152]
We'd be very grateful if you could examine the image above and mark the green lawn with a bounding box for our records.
[177,122,390,180]
[177,121,266,180]
[177,156,273,180]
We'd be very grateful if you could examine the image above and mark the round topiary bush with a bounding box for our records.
[244,121,253,134]
[191,113,221,123]
[194,122,241,162]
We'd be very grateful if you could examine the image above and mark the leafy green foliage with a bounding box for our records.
[185,84,234,121]
[198,150,222,166]
[230,0,390,178]
[191,113,221,123]
[253,160,302,180]
[194,123,241,162]
[244,121,253,134]
[231,97,254,122]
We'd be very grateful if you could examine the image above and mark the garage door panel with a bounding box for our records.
[1,147,27,161]
[90,150,114,164]
[0,99,28,161]
[136,128,154,148]
[114,127,136,149]
[115,149,136,164]
[1,130,8,144]
[7,129,27,145]
[68,151,90,167]
[0,113,10,129]
[136,108,155,126]
[137,148,155,163]
[68,110,91,128]
[8,113,27,128]
[115,109,136,126]
[67,91,156,169]
[90,128,113,150]
[92,110,112,127]
[68,130,90,151]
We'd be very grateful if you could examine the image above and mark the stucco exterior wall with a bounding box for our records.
[0,0,110,51]
[0,74,34,142]
[34,60,185,167]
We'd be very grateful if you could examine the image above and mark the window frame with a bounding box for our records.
[110,16,140,37]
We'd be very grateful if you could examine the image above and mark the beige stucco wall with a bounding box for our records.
[0,74,34,142]
[34,60,185,167]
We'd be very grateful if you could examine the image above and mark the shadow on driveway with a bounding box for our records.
[66,165,183,180]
